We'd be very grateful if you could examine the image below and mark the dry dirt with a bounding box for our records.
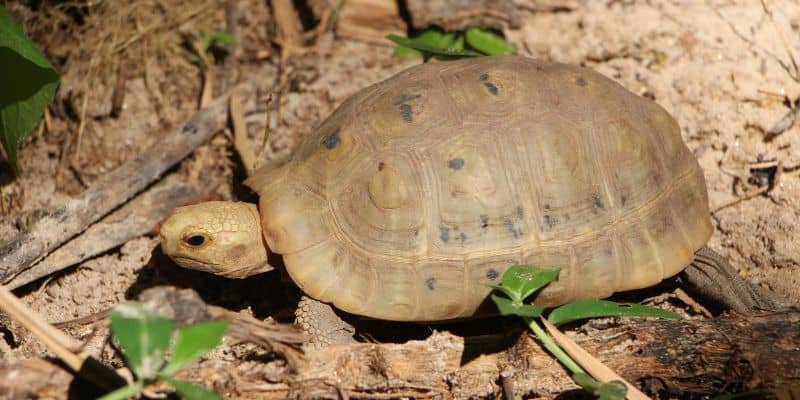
[1,0,799,398]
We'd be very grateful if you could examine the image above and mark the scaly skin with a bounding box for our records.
[160,201,352,347]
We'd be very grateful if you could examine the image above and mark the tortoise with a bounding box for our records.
[159,55,777,346]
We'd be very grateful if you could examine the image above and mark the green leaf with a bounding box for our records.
[167,377,222,400]
[392,45,423,58]
[484,283,517,302]
[386,34,481,59]
[548,299,682,326]
[596,380,627,400]
[491,294,544,318]
[501,265,560,302]
[200,30,236,52]
[161,320,230,377]
[0,4,59,174]
[464,27,515,55]
[110,302,173,380]
[410,27,455,49]
[97,381,144,400]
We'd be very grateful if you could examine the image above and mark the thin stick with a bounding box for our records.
[540,318,651,400]
[0,81,258,284]
[5,175,199,290]
[0,285,125,390]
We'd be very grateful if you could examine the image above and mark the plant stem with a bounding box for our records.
[525,317,585,375]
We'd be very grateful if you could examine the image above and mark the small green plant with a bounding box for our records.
[0,4,59,174]
[186,29,236,68]
[489,265,682,399]
[100,301,230,400]
[387,26,515,62]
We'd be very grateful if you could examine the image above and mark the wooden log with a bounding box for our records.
[252,310,800,398]
[3,310,797,398]
[335,0,406,46]
[404,0,579,32]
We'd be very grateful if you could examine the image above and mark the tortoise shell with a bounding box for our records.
[245,56,713,321]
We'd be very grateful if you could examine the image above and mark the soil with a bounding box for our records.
[1,0,799,398]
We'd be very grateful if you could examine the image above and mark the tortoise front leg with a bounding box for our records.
[295,296,357,348]
[682,246,789,313]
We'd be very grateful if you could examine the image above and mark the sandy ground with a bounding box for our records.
[1,0,799,398]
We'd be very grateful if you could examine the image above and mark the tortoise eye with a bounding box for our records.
[183,234,207,247]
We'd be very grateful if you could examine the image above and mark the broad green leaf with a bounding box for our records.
[0,5,59,174]
[110,302,173,380]
[167,377,222,400]
[491,294,544,318]
[392,45,423,58]
[386,34,481,58]
[464,27,515,55]
[501,265,560,302]
[596,380,627,400]
[161,320,230,376]
[548,299,682,326]
[484,283,517,302]
[97,381,144,400]
[411,28,455,49]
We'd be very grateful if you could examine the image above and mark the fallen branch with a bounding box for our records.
[0,81,258,284]
[3,310,798,398]
[6,175,199,290]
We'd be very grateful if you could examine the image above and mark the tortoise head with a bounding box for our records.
[159,201,273,278]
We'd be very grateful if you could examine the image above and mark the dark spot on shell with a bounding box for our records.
[483,82,499,96]
[459,232,467,242]
[448,158,465,170]
[504,219,521,238]
[543,204,551,210]
[576,77,587,87]
[486,268,499,281]
[322,129,341,149]
[426,277,436,290]
[479,73,489,81]
[378,161,385,171]
[564,213,570,222]
[439,226,450,243]
[516,207,524,219]
[399,103,413,123]
[480,214,489,229]
[394,93,421,105]
[592,194,604,209]
[181,123,198,135]
[543,214,557,229]
[620,195,627,206]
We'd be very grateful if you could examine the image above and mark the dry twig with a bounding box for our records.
[0,81,258,284]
